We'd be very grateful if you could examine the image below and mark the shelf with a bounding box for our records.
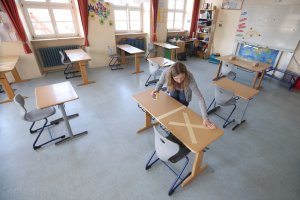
[200,9,214,11]
[199,40,209,43]
[197,25,212,28]
[198,32,209,34]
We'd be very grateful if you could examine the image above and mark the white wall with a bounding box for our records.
[86,1,116,68]
[0,41,41,81]
[213,9,241,55]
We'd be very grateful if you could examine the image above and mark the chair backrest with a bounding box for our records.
[221,62,235,76]
[154,126,180,162]
[13,94,27,120]
[107,46,113,56]
[148,60,160,75]
[59,50,70,65]
[148,43,155,51]
[215,86,234,106]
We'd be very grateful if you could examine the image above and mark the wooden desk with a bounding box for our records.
[0,56,29,104]
[65,49,95,86]
[145,57,175,86]
[133,89,185,133]
[213,77,259,130]
[35,81,87,144]
[147,57,175,68]
[215,55,270,89]
[153,42,179,61]
[132,89,224,187]
[116,44,144,74]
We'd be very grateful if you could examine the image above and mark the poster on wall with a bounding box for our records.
[88,0,113,26]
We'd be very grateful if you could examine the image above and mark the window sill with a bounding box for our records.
[115,32,147,36]
[31,37,84,42]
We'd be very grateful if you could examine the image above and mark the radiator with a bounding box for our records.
[37,45,80,68]
[119,38,145,55]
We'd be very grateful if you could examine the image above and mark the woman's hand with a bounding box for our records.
[150,90,158,99]
[203,118,216,129]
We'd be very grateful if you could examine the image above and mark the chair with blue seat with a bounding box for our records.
[14,94,65,150]
[145,126,191,196]
[207,86,238,128]
[59,50,81,79]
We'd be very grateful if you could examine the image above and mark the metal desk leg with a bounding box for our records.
[50,113,79,124]
[55,103,88,145]
[232,100,250,131]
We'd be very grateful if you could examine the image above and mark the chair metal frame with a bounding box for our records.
[107,46,123,70]
[59,50,81,79]
[145,43,157,60]
[14,94,65,150]
[207,87,239,128]
[145,126,191,196]
[145,60,161,87]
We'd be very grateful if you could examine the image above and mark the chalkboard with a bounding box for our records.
[235,0,300,52]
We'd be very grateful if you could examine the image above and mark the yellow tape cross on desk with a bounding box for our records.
[168,112,208,144]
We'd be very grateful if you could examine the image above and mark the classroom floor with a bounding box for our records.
[1,57,300,200]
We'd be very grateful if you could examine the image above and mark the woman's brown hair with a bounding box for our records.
[166,62,190,92]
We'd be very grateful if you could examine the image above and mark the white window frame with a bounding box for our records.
[20,0,80,39]
[113,3,143,33]
[167,0,188,31]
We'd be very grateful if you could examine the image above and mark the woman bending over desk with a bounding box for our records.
[151,62,216,129]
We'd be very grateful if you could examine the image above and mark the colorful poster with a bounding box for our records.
[88,0,113,25]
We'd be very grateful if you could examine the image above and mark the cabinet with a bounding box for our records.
[196,7,217,59]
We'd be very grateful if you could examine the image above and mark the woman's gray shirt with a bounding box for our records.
[154,68,208,119]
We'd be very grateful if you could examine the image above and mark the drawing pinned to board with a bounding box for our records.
[235,11,261,39]
[88,0,113,26]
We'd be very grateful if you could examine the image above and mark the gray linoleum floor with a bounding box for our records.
[1,57,300,200]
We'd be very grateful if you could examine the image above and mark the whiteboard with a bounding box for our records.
[235,0,300,52]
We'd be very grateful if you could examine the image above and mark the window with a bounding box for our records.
[21,0,79,38]
[167,0,193,31]
[113,3,142,32]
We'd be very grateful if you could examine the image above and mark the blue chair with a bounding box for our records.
[145,126,191,196]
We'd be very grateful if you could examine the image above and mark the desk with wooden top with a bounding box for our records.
[145,57,175,87]
[35,81,88,144]
[0,56,29,104]
[116,44,144,74]
[215,55,270,89]
[132,89,224,187]
[153,42,179,61]
[213,77,259,130]
[65,49,95,86]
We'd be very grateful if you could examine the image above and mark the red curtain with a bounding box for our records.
[151,0,159,42]
[78,0,89,46]
[0,0,32,53]
[189,0,201,38]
